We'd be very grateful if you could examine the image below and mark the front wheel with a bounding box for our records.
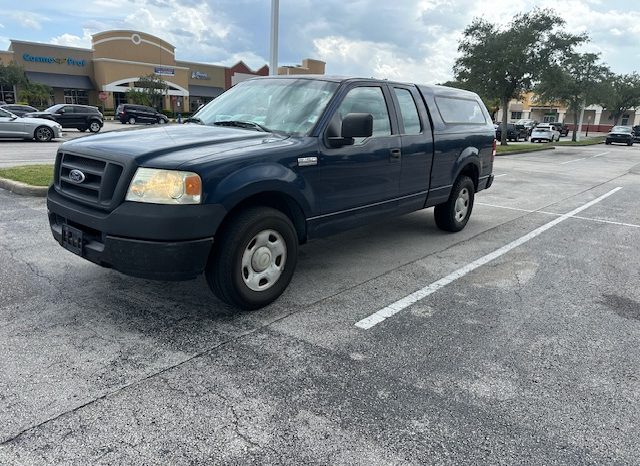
[158,118,167,124]
[206,207,298,310]
[434,176,475,232]
[34,126,53,142]
[88,120,101,133]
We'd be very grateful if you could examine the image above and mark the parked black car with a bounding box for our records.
[116,104,169,125]
[605,126,634,146]
[550,122,569,137]
[633,125,640,142]
[25,104,103,133]
[0,104,39,117]
[495,123,528,141]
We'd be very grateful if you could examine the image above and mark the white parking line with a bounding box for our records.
[591,152,609,158]
[355,187,623,330]
[560,158,586,164]
[495,174,508,178]
[477,202,640,229]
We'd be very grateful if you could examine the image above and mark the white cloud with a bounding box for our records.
[9,12,49,31]
[50,29,93,49]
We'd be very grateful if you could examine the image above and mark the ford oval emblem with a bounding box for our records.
[68,169,86,184]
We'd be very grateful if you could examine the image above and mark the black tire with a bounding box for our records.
[434,175,475,232]
[628,141,634,146]
[88,120,102,133]
[128,116,136,125]
[158,117,167,124]
[205,207,298,310]
[605,140,611,145]
[34,126,53,142]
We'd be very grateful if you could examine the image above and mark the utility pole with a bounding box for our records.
[269,0,279,76]
[576,98,586,142]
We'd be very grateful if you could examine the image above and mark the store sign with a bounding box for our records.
[154,67,175,76]
[191,71,209,80]
[22,53,86,67]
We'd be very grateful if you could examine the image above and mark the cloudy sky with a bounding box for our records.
[1,0,638,83]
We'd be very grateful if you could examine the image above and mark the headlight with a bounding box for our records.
[125,168,202,204]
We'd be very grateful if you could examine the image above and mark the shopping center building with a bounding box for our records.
[0,30,325,113]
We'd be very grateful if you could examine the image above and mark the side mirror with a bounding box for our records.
[328,113,373,147]
[57,109,65,114]
[342,113,373,138]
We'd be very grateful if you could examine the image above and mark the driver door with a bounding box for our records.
[0,108,26,137]
[306,84,402,236]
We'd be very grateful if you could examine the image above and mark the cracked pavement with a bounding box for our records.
[1,144,639,464]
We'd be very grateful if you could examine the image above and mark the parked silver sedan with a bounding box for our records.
[0,107,63,142]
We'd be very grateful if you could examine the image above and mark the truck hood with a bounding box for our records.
[59,124,288,167]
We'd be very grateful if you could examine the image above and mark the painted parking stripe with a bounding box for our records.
[495,174,508,178]
[355,187,623,330]
[560,158,586,164]
[477,202,640,229]
[590,152,609,158]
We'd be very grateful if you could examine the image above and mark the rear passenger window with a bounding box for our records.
[335,86,391,141]
[393,88,421,135]
[435,97,486,124]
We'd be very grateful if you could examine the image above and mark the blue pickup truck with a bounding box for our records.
[47,76,495,309]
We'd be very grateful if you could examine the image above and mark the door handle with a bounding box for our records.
[390,148,402,161]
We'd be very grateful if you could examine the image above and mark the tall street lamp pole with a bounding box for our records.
[270,0,279,76]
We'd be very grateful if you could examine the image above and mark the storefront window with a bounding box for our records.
[0,85,16,104]
[63,89,89,105]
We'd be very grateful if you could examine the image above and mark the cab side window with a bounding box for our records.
[331,86,391,144]
[393,88,421,135]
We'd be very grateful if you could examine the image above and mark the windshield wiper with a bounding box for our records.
[184,116,204,124]
[212,120,270,132]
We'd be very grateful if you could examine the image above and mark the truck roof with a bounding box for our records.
[249,75,482,100]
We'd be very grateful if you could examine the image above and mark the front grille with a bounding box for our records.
[56,152,124,209]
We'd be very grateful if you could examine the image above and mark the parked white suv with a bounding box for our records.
[530,124,560,143]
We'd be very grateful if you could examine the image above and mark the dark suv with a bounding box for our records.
[26,104,103,133]
[495,123,528,141]
[550,122,569,137]
[116,104,169,125]
[633,125,640,142]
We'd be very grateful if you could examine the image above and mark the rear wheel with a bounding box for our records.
[205,207,298,310]
[158,117,167,124]
[434,175,475,232]
[128,116,136,125]
[34,126,53,142]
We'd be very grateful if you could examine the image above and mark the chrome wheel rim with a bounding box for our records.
[454,188,470,222]
[128,117,135,124]
[241,229,286,292]
[35,127,51,141]
[90,122,100,132]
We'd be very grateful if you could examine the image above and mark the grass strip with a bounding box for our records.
[0,164,54,187]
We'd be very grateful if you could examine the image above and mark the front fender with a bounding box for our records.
[210,162,313,215]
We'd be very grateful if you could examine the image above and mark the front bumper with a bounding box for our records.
[52,126,63,138]
[47,186,225,280]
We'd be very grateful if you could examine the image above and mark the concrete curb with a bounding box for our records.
[496,146,556,156]
[0,177,48,197]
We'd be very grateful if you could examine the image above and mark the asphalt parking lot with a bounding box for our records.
[0,121,150,168]
[1,143,639,464]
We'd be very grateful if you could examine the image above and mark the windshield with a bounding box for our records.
[611,126,631,133]
[192,78,338,136]
[45,104,64,113]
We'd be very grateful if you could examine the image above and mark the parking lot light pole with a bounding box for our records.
[269,0,279,76]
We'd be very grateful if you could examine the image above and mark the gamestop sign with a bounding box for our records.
[22,53,86,67]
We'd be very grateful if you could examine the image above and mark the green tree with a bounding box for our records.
[0,62,28,88]
[454,9,586,145]
[535,53,610,141]
[18,82,53,108]
[599,73,640,125]
[125,88,152,106]
[129,74,169,109]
